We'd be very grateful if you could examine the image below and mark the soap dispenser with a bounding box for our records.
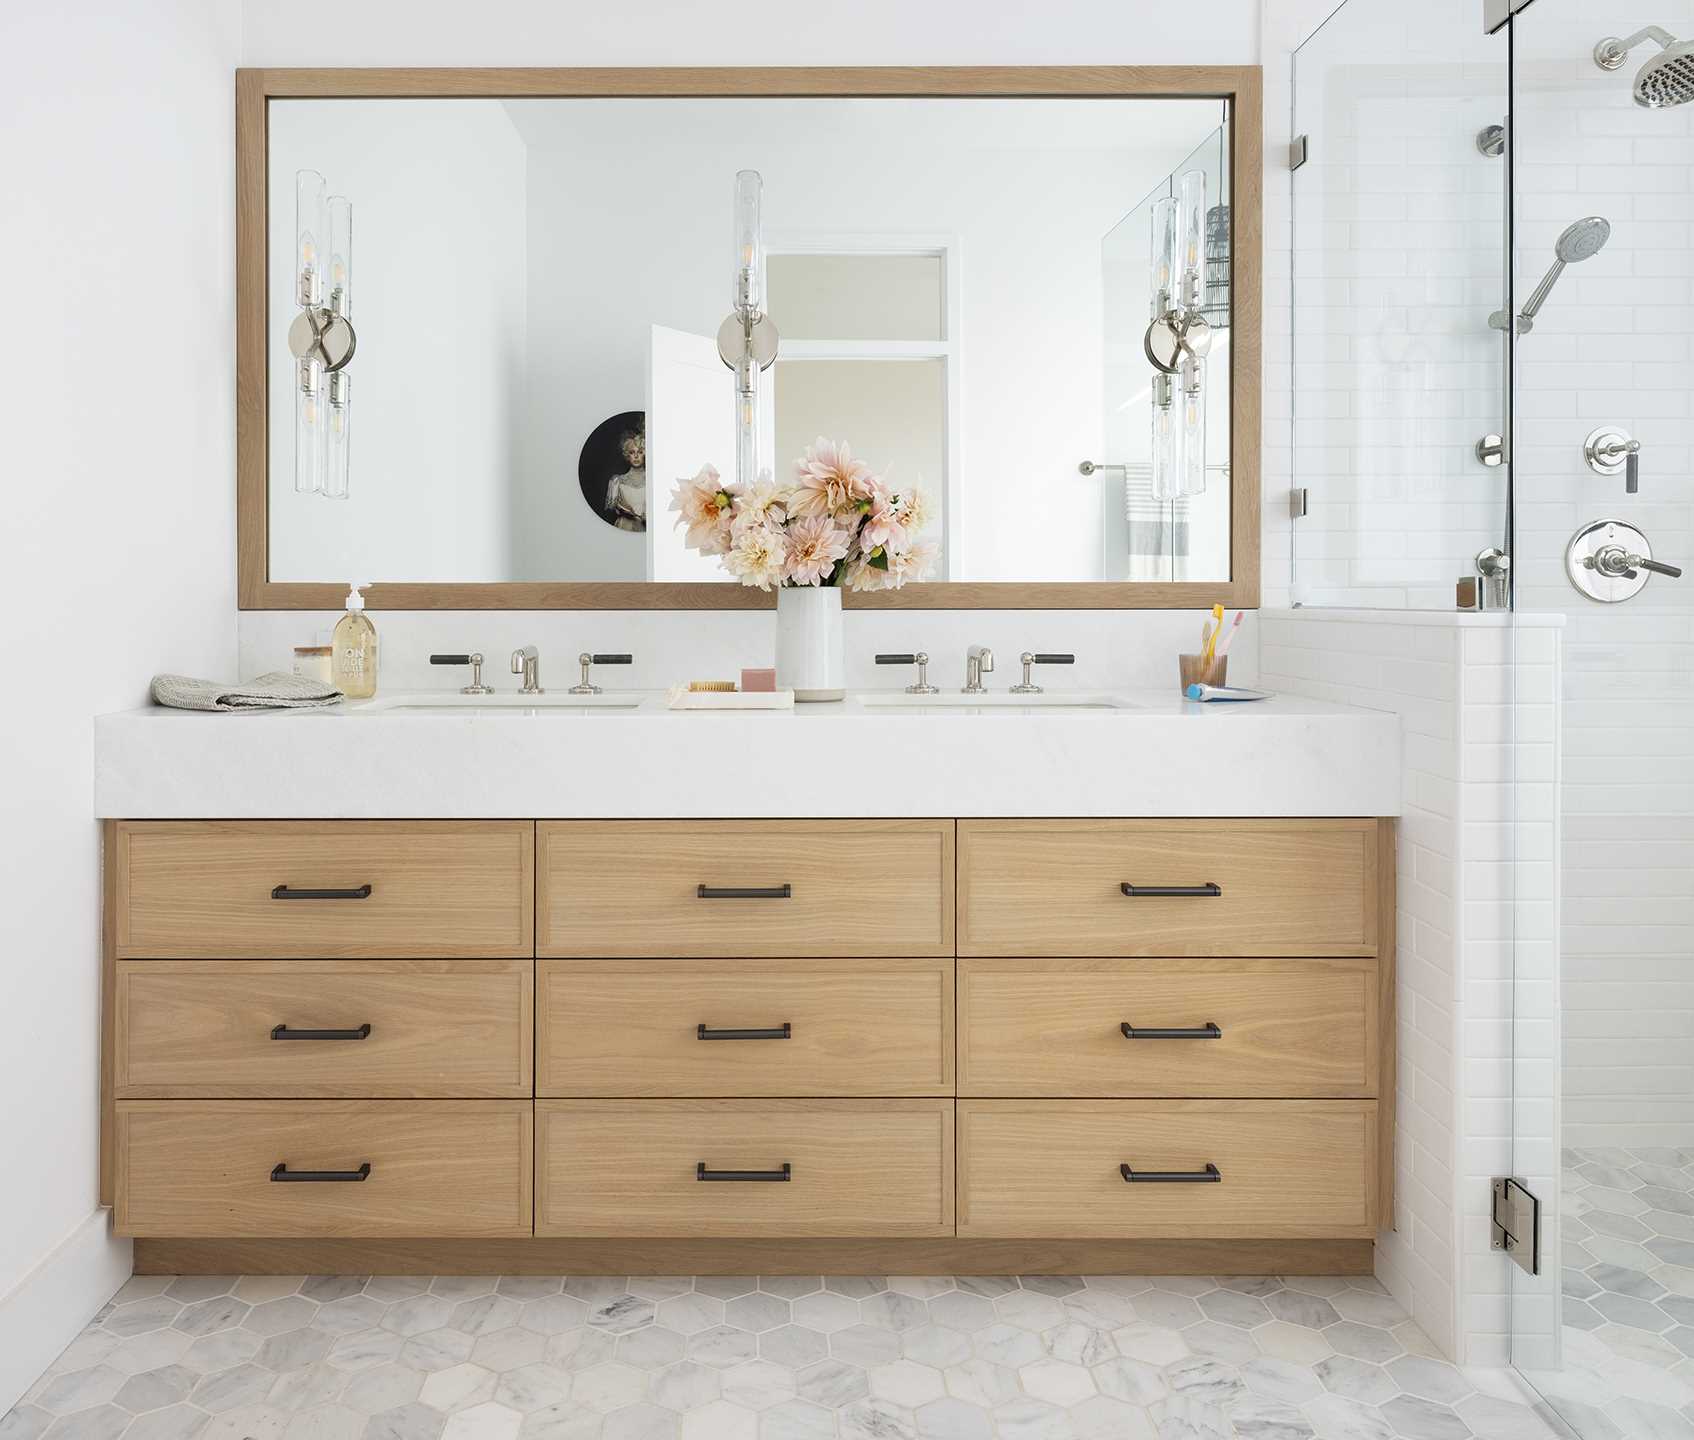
[332,582,379,699]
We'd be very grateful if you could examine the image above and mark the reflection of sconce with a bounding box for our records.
[1144,170,1211,501]
[715,170,779,488]
[288,170,356,499]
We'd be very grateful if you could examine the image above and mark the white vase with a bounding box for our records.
[775,585,846,702]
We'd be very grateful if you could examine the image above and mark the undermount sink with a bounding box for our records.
[858,692,1135,712]
[351,693,646,714]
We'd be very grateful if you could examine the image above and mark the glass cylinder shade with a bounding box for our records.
[1151,196,1179,318]
[294,356,326,495]
[733,169,765,314]
[1178,169,1206,310]
[324,370,351,500]
[295,170,327,309]
[1150,374,1179,502]
[327,195,352,319]
[1180,354,1207,497]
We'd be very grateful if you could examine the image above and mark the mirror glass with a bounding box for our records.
[267,97,1232,585]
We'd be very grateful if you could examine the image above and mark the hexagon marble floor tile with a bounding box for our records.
[0,1274,1563,1440]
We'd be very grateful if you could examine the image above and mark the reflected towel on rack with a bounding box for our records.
[151,671,343,711]
[1122,461,1191,565]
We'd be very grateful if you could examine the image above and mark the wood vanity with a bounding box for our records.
[101,816,1393,1275]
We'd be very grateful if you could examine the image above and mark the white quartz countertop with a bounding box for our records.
[94,689,1400,819]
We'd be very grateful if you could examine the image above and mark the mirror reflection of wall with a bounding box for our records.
[266,97,1230,585]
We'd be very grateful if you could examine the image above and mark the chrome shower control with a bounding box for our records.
[1585,427,1641,492]
[1567,519,1682,603]
[1476,434,1505,468]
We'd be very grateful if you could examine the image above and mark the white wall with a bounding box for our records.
[267,100,528,583]
[0,0,238,1410]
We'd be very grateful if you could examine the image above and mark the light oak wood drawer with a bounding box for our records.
[958,958,1378,1098]
[114,961,533,1098]
[957,820,1382,957]
[537,821,953,958]
[538,959,952,1097]
[114,822,535,959]
[114,1101,533,1238]
[957,1100,1378,1239]
[536,1100,954,1237]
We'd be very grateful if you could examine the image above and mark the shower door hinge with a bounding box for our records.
[1491,1176,1542,1275]
[1290,135,1309,171]
[1290,487,1309,520]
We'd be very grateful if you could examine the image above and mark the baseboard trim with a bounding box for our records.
[135,1236,1374,1276]
[1,1210,131,1414]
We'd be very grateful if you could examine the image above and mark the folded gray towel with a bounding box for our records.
[151,671,344,712]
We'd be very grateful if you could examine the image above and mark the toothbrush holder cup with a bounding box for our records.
[1179,654,1228,694]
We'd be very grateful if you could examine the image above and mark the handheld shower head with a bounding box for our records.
[1555,216,1611,264]
[1595,26,1694,108]
[1492,217,1611,334]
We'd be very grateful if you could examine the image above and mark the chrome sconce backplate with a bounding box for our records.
[287,307,357,373]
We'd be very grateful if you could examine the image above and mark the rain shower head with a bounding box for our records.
[1595,26,1694,109]
[1490,217,1611,335]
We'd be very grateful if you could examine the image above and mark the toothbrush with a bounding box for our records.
[1214,611,1244,659]
[1203,604,1225,663]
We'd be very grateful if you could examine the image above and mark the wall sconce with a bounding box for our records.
[715,169,779,489]
[288,170,356,499]
[1145,170,1211,502]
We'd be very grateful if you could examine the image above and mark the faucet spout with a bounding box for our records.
[510,645,543,695]
[963,644,995,694]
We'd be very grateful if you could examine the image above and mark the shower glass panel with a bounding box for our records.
[1291,0,1509,608]
[1508,2,1694,1436]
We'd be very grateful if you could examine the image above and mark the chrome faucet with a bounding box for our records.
[963,644,995,694]
[510,645,543,695]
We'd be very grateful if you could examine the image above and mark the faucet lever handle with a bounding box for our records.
[1012,652,1076,694]
[431,652,493,695]
[876,652,938,695]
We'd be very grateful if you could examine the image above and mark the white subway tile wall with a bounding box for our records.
[1260,610,1562,1370]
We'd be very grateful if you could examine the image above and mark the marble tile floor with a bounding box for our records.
[0,1272,1563,1440]
[1524,1145,1694,1440]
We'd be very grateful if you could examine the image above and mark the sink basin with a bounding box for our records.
[858,691,1133,711]
[351,693,646,714]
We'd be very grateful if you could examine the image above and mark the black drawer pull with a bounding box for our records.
[271,1162,372,1183]
[271,1023,373,1042]
[1120,882,1221,898]
[697,1023,792,1041]
[696,884,792,900]
[271,884,374,901]
[1120,1163,1221,1184]
[696,1163,792,1182]
[1120,1021,1222,1041]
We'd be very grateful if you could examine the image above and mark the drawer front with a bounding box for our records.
[115,961,533,1098]
[536,1100,954,1237]
[115,822,535,959]
[958,820,1380,957]
[538,959,952,1097]
[957,1100,1378,1239]
[114,1101,533,1237]
[538,821,953,957]
[958,958,1378,1098]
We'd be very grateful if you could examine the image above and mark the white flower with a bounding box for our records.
[722,521,787,590]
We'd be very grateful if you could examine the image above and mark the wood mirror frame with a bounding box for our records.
[236,66,1262,611]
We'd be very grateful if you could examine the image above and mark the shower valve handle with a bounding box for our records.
[1585,544,1682,581]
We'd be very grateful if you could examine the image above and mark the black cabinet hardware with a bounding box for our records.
[1119,882,1221,898]
[1120,1163,1222,1183]
[1120,1022,1222,1041]
[271,1023,373,1042]
[696,1023,792,1041]
[271,884,373,901]
[696,884,792,900]
[696,1163,792,1182]
[271,1162,372,1183]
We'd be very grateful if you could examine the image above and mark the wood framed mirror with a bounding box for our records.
[237,66,1261,610]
